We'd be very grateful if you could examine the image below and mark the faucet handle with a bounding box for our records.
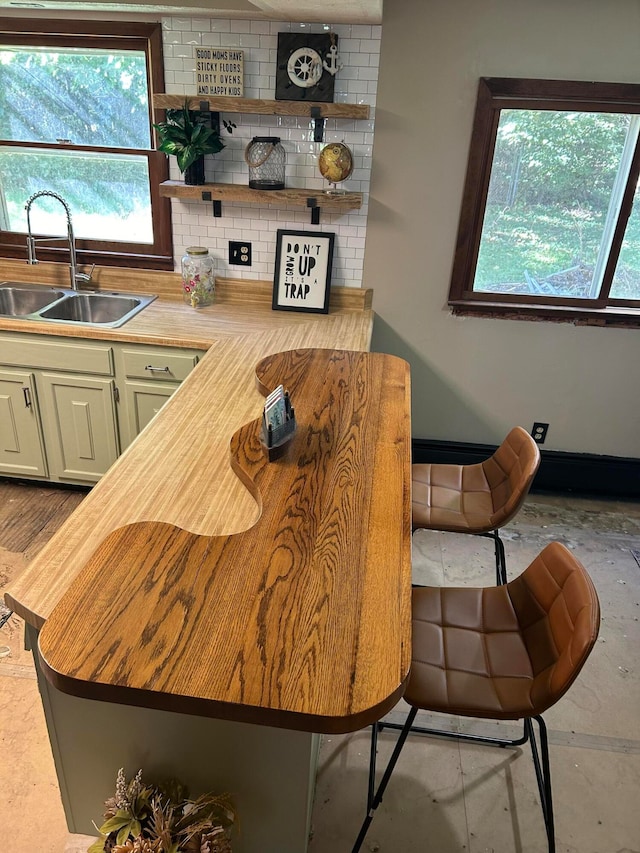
[76,263,96,285]
[26,236,38,265]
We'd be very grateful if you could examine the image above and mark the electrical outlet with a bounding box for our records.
[229,241,252,266]
[531,422,549,444]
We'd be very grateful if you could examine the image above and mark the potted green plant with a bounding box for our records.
[154,101,225,185]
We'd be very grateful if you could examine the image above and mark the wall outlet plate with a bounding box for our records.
[532,422,549,444]
[229,241,252,266]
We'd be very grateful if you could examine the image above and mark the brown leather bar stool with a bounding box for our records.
[412,426,541,584]
[353,542,601,853]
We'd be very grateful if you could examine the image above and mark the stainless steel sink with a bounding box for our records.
[0,282,66,316]
[0,282,156,328]
[39,292,155,327]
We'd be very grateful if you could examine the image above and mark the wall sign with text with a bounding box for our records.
[196,48,244,97]
[272,230,335,314]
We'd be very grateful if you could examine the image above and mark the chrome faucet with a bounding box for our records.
[25,190,94,291]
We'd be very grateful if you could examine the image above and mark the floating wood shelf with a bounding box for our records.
[153,94,370,121]
[159,180,362,223]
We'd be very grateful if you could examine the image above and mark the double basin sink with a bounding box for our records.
[0,281,156,328]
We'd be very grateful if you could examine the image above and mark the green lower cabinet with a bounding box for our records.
[39,372,120,484]
[0,368,48,478]
[123,380,176,438]
[114,344,204,449]
[0,332,205,483]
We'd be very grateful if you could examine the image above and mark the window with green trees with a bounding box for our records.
[449,78,640,323]
[0,20,171,270]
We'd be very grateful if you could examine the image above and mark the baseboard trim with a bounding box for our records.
[412,439,640,500]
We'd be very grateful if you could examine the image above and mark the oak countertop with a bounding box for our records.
[0,260,373,349]
[3,262,411,734]
[3,263,375,630]
[37,349,412,733]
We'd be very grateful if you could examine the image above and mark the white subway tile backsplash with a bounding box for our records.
[357,66,379,82]
[182,33,202,46]
[167,18,192,31]
[201,32,222,47]
[163,58,183,72]
[346,52,370,68]
[345,80,369,95]
[189,18,211,32]
[173,43,195,58]
[162,14,378,289]
[174,72,195,86]
[222,33,261,48]
[251,49,271,63]
[350,25,373,39]
[358,39,380,54]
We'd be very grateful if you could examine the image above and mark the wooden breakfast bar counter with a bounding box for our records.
[38,348,412,734]
[4,276,412,853]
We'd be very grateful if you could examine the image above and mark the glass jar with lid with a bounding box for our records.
[181,247,215,308]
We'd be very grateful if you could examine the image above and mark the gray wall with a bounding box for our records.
[366,0,640,457]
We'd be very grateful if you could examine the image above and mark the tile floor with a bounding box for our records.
[1,486,639,853]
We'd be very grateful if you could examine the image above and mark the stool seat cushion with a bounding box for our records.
[412,426,540,534]
[405,542,600,720]
[412,462,495,532]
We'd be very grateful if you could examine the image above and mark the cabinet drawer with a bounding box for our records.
[121,348,200,382]
[0,335,113,375]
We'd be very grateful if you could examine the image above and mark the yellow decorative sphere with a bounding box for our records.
[318,142,354,185]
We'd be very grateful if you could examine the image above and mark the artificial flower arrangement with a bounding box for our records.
[88,768,235,853]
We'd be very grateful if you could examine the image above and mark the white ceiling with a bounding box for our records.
[0,0,382,24]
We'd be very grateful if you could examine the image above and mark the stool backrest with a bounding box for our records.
[482,426,541,528]
[508,541,601,715]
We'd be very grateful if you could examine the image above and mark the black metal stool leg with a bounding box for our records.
[527,715,555,853]
[478,529,508,585]
[352,707,418,853]
[489,529,508,585]
[367,722,379,812]
[495,531,508,585]
[379,714,529,749]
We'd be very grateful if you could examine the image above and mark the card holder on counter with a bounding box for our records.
[260,385,296,461]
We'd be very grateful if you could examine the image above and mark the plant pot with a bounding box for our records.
[184,156,205,185]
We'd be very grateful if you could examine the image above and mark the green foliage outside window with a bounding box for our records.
[474,107,640,300]
[0,46,150,147]
[0,36,159,251]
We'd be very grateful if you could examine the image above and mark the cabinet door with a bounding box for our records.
[39,373,120,483]
[0,369,47,478]
[124,380,176,438]
[115,346,204,448]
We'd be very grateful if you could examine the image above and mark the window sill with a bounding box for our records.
[0,244,174,272]
[449,299,640,328]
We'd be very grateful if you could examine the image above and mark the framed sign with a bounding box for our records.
[195,47,244,97]
[272,230,335,314]
[275,32,338,103]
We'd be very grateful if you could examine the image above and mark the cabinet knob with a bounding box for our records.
[145,365,170,373]
[23,386,32,408]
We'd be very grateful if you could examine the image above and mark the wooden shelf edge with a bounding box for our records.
[153,93,370,121]
[159,180,363,210]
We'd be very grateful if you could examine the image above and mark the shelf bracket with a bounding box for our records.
[197,102,221,136]
[310,107,326,143]
[307,197,320,225]
[201,191,222,217]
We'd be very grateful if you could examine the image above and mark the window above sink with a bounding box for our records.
[0,20,172,272]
